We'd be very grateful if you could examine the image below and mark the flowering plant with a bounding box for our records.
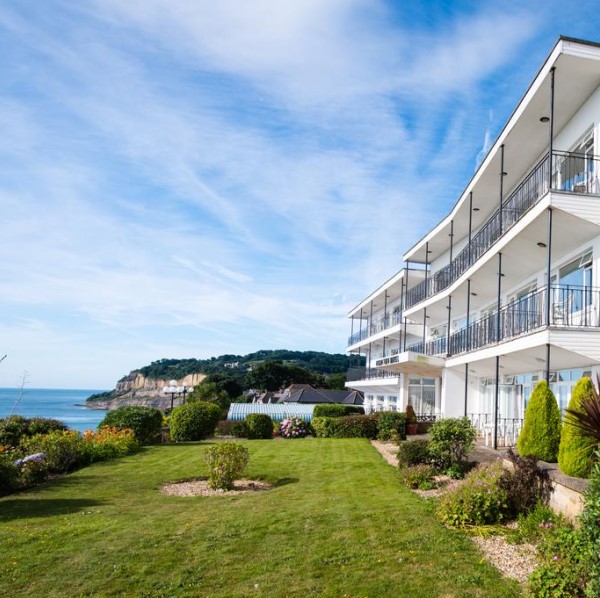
[278,417,308,439]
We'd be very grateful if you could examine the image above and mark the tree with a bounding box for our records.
[558,376,596,478]
[324,372,346,390]
[187,382,231,412]
[201,373,243,400]
[244,361,323,391]
[517,380,562,462]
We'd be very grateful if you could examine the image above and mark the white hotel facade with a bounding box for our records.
[346,37,600,447]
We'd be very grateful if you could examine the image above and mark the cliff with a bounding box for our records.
[86,371,206,410]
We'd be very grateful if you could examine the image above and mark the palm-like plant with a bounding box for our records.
[565,374,600,444]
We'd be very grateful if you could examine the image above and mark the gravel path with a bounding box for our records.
[370,440,538,587]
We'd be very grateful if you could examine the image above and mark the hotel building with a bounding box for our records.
[346,36,600,447]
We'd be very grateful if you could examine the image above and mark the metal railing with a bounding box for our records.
[468,413,523,447]
[405,151,600,309]
[346,367,399,382]
[348,311,403,346]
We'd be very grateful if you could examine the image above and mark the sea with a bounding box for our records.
[0,387,108,432]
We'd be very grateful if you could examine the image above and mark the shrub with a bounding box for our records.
[428,417,477,471]
[0,416,68,448]
[311,415,378,439]
[517,380,562,463]
[244,414,274,440]
[82,427,139,462]
[16,453,49,488]
[399,464,436,490]
[377,411,406,441]
[0,450,19,495]
[312,404,364,417]
[397,439,431,468]
[499,448,552,518]
[203,442,249,490]
[559,377,596,478]
[215,420,239,436]
[564,374,600,446]
[405,404,417,425]
[100,406,163,445]
[20,430,87,473]
[580,453,600,597]
[170,402,221,442]
[510,503,563,545]
[527,522,587,597]
[437,462,508,526]
[279,417,309,439]
[231,422,249,438]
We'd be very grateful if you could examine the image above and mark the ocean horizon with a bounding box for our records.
[0,387,109,432]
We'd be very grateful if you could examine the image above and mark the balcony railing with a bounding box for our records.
[376,285,600,366]
[346,367,399,382]
[405,151,600,309]
[347,310,402,346]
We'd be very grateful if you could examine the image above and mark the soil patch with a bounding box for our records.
[161,479,273,497]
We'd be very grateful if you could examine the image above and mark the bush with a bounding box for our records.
[16,453,49,488]
[499,448,552,518]
[170,401,221,442]
[437,462,508,526]
[397,439,431,468]
[215,420,239,436]
[527,522,587,597]
[99,406,163,445]
[559,377,596,478]
[377,411,406,441]
[580,454,600,597]
[405,404,417,425]
[428,417,477,471]
[231,422,249,438]
[279,417,309,439]
[82,427,139,462]
[0,450,19,495]
[203,442,249,490]
[244,414,274,439]
[311,415,378,439]
[399,464,436,490]
[20,430,87,474]
[517,380,562,463]
[0,415,68,448]
[312,404,364,417]
[510,503,563,545]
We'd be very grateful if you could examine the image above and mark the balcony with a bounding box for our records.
[347,312,402,346]
[346,367,400,382]
[377,285,600,365]
[405,151,600,309]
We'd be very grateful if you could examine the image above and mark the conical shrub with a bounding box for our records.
[516,380,561,462]
[558,377,595,478]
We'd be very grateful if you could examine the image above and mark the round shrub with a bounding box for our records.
[397,439,431,468]
[19,430,87,474]
[278,417,309,438]
[437,461,508,526]
[203,442,250,490]
[559,377,596,478]
[399,464,436,490]
[170,401,221,441]
[100,406,163,445]
[244,414,274,439]
[16,453,49,488]
[428,417,477,470]
[517,380,561,462]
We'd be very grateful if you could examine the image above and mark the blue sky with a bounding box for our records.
[1,0,599,389]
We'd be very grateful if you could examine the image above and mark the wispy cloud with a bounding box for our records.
[0,0,549,387]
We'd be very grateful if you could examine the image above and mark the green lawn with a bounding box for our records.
[0,439,520,597]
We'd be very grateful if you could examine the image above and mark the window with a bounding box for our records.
[408,377,436,415]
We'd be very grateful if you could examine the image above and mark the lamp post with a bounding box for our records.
[163,380,179,410]
[162,380,193,410]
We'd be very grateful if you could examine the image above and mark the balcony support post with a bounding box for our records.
[549,67,556,190]
[545,208,553,327]
[369,300,374,337]
[466,279,471,351]
[493,356,500,450]
[446,295,452,357]
[464,363,469,417]
[499,144,505,234]
[350,315,354,340]
[383,291,388,356]
[424,242,430,295]
[422,308,427,350]
[496,253,503,343]
[368,343,372,379]
[468,192,473,266]
[403,264,409,351]
[449,219,454,264]
[545,343,551,384]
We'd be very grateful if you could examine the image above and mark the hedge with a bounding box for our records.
[169,401,221,442]
[311,415,378,438]
[312,404,364,418]
[99,406,163,445]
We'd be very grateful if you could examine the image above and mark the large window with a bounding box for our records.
[408,377,436,415]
